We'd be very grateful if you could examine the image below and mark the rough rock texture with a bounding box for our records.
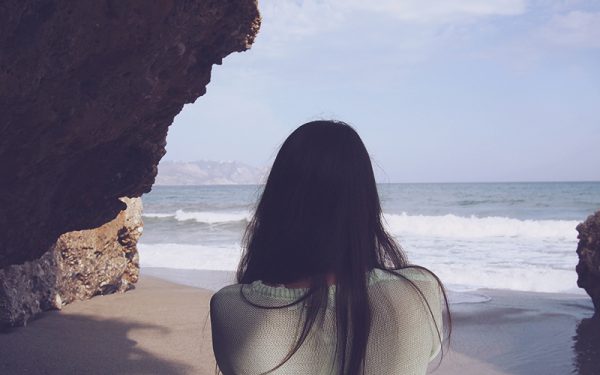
[576,210,600,313]
[0,198,142,327]
[0,1,260,268]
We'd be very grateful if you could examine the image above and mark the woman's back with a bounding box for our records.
[211,120,450,374]
[210,267,443,375]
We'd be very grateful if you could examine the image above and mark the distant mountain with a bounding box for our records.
[155,160,267,185]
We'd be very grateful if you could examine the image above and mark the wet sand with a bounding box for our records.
[0,268,597,375]
[434,288,598,374]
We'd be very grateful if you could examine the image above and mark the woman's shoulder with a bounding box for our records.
[369,266,443,314]
[211,267,440,306]
[369,266,439,285]
[214,283,242,294]
[210,284,242,307]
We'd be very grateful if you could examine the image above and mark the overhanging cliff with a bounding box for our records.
[0,0,260,268]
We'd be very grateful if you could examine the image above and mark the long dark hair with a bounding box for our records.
[236,120,451,374]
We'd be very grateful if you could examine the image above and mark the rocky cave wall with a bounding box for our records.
[0,198,142,327]
[0,0,259,326]
[0,0,260,268]
[576,210,600,314]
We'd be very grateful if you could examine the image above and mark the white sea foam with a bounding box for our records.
[145,210,578,239]
[144,210,250,224]
[384,213,578,239]
[143,213,173,218]
[429,265,583,294]
[446,290,491,304]
[139,243,242,271]
[138,242,584,295]
[139,212,582,294]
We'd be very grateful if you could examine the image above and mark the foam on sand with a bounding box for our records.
[139,243,242,271]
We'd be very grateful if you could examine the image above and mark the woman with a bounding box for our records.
[210,120,451,375]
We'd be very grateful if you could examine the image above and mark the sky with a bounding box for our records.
[163,0,600,183]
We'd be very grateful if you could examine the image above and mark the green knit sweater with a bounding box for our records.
[210,267,443,374]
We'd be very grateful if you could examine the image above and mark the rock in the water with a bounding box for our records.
[576,210,600,313]
[0,198,143,327]
[0,1,260,268]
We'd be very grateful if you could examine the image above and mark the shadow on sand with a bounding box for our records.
[572,314,600,375]
[0,312,194,375]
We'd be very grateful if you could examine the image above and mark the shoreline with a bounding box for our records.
[1,268,597,375]
[140,266,588,299]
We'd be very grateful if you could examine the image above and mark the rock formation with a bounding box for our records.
[0,198,142,327]
[576,210,600,313]
[0,1,260,268]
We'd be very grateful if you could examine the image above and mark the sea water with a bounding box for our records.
[138,182,600,298]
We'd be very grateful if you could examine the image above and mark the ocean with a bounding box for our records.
[138,182,600,300]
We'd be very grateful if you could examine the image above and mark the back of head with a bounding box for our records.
[238,120,388,285]
[235,120,448,375]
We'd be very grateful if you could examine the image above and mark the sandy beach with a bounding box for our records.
[0,276,216,375]
[1,269,597,375]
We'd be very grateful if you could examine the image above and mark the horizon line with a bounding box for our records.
[153,180,600,187]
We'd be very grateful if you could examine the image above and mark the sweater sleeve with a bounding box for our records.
[366,267,444,373]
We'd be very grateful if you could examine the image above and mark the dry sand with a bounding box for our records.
[0,277,215,375]
[0,270,598,375]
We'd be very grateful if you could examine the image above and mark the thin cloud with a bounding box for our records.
[256,0,527,56]
[537,10,600,48]
[340,0,526,23]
